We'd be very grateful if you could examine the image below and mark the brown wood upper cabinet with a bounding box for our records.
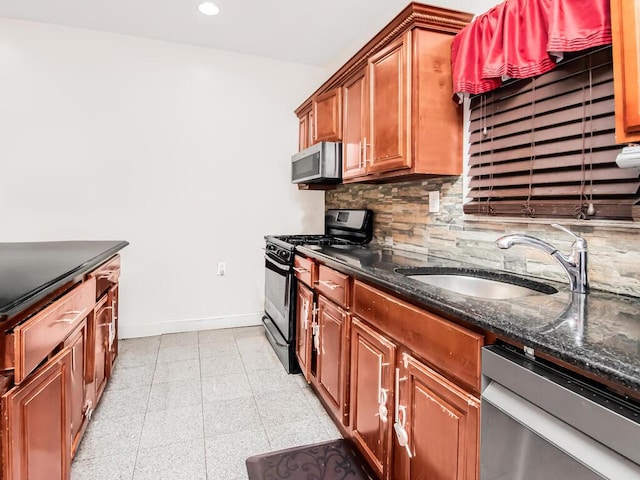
[346,28,467,181]
[313,88,342,143]
[367,33,410,175]
[342,69,368,179]
[611,0,640,143]
[296,4,473,181]
[298,106,313,151]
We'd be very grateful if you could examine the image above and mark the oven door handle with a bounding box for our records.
[262,316,288,347]
[265,255,291,273]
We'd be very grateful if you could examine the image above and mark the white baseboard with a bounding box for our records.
[119,312,263,339]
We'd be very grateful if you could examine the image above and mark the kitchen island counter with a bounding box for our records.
[0,240,129,322]
[297,244,640,396]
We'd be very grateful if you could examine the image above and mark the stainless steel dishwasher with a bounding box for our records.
[481,344,640,479]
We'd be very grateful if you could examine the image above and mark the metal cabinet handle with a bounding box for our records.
[96,268,119,279]
[83,401,94,420]
[363,137,372,166]
[293,267,308,274]
[312,322,320,351]
[377,388,389,423]
[394,367,412,457]
[318,280,342,290]
[302,300,309,329]
[54,308,87,324]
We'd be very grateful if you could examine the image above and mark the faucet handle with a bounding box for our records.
[551,224,587,249]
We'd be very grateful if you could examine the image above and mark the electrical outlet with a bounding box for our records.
[217,261,226,276]
[429,191,440,213]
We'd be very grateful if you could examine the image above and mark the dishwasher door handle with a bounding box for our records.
[483,382,640,479]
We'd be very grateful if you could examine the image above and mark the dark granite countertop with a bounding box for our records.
[297,244,640,395]
[0,241,129,322]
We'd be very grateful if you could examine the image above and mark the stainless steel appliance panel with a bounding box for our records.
[291,142,341,184]
[481,345,640,480]
[264,254,291,340]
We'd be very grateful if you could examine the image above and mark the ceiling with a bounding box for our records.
[0,0,491,68]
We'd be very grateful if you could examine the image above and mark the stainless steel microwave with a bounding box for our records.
[291,142,342,184]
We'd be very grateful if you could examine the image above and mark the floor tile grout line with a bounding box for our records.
[236,327,275,452]
[131,336,160,480]
[74,328,337,478]
[198,339,209,478]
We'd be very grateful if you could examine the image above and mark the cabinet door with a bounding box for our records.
[93,298,110,403]
[107,286,119,374]
[298,109,312,151]
[394,353,479,480]
[295,283,314,381]
[313,88,342,143]
[2,347,72,480]
[349,318,396,479]
[342,70,368,179]
[65,321,87,457]
[316,295,349,426]
[368,32,411,174]
[612,0,640,143]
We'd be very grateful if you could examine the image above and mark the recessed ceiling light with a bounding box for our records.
[198,2,219,16]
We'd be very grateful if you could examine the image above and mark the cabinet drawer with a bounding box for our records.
[14,278,96,384]
[88,255,121,300]
[294,256,316,288]
[316,265,350,308]
[353,280,483,393]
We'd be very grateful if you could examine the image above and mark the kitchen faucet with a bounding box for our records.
[495,224,589,294]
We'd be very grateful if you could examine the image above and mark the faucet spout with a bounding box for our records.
[495,225,589,294]
[495,234,558,256]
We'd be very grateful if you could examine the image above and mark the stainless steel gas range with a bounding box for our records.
[262,209,373,373]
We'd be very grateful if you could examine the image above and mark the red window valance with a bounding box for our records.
[452,0,612,100]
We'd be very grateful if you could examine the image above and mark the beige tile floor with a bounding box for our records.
[71,326,341,480]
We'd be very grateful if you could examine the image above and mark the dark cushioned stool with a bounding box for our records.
[245,439,376,480]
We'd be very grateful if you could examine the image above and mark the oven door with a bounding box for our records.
[264,253,292,340]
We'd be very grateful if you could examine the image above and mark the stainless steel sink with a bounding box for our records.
[396,268,558,300]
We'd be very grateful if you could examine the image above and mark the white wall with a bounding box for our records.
[0,19,326,337]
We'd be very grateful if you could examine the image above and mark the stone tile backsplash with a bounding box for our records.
[325,177,640,296]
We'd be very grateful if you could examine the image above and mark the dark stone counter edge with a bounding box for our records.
[0,241,129,321]
[297,246,640,395]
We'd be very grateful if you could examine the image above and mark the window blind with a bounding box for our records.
[465,46,640,220]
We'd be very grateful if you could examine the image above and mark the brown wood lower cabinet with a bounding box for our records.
[293,259,482,478]
[107,286,119,375]
[295,283,314,382]
[349,317,396,479]
[2,347,72,480]
[394,352,480,480]
[93,295,110,403]
[65,320,88,457]
[0,253,123,480]
[316,295,350,426]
